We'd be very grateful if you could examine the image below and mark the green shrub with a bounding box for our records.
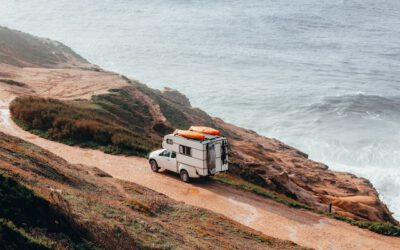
[213,173,310,210]
[10,96,156,157]
[326,213,400,236]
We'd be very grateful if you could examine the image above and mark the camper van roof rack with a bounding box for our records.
[172,133,225,143]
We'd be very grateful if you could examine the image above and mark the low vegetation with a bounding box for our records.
[325,212,400,237]
[215,173,400,237]
[0,173,97,249]
[0,132,305,249]
[0,219,51,250]
[9,85,197,157]
[133,82,192,129]
[10,95,156,157]
[214,173,310,210]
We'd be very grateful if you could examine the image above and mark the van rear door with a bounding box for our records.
[206,143,216,174]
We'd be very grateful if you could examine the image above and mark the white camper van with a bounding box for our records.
[148,128,229,182]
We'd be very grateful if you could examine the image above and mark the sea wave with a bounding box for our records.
[306,94,400,120]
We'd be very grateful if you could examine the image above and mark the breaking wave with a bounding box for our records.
[307,94,400,121]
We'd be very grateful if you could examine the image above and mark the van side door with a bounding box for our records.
[166,151,177,173]
[157,150,170,169]
[159,150,177,172]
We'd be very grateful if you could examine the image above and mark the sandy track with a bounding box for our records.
[1,104,399,250]
[0,64,130,101]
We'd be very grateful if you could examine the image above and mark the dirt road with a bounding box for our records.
[1,103,399,250]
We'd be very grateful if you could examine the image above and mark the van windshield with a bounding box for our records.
[160,150,171,157]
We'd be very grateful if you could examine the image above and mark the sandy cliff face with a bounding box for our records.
[0,26,397,226]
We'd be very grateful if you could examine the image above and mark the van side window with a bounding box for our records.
[179,145,191,156]
[166,139,173,145]
[171,152,176,158]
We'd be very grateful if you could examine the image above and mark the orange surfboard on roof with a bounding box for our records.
[173,129,206,140]
[189,126,221,136]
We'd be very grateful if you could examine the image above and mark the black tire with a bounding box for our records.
[180,170,190,183]
[150,160,159,172]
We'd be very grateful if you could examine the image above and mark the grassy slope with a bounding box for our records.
[0,174,96,250]
[0,26,88,67]
[9,78,220,156]
[9,81,204,157]
[10,93,156,157]
[0,132,306,250]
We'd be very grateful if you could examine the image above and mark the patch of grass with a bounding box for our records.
[0,173,98,249]
[10,96,154,157]
[0,218,52,250]
[215,173,400,237]
[0,78,27,87]
[92,88,152,134]
[125,199,153,216]
[9,85,194,157]
[158,98,190,129]
[213,173,310,210]
[134,83,191,129]
[325,212,400,236]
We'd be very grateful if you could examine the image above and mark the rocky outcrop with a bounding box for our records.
[215,118,398,225]
[162,87,192,107]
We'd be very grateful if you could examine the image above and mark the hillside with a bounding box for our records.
[0,26,91,68]
[0,25,398,225]
[1,26,400,249]
[6,77,397,226]
[0,131,305,249]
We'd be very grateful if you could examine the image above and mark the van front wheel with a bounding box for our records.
[180,170,190,183]
[150,160,159,172]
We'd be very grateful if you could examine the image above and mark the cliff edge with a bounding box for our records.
[0,26,397,227]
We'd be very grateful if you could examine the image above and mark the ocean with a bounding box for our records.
[1,0,400,219]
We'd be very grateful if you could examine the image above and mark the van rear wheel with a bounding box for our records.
[180,170,190,183]
[150,160,159,172]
